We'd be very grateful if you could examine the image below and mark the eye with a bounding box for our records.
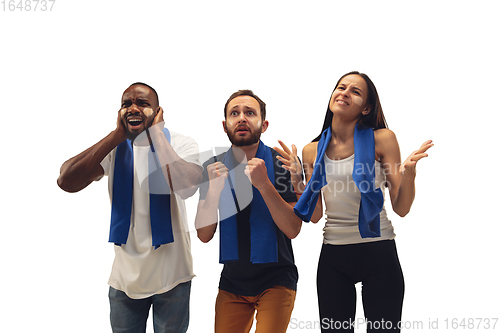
[230,111,238,116]
[247,111,255,116]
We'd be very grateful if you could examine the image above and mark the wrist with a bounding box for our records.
[293,181,305,195]
[111,128,127,144]
[255,178,274,194]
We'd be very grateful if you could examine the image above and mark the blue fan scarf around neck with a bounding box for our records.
[294,124,383,238]
[218,141,278,264]
[109,128,174,249]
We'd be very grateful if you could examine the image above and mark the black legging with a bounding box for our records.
[317,240,405,332]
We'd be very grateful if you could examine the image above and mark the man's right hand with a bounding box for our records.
[207,161,228,195]
[115,108,129,142]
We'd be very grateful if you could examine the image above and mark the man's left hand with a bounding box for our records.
[152,107,164,126]
[244,158,272,190]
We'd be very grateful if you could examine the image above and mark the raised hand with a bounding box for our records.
[115,108,128,142]
[274,140,304,192]
[244,158,271,190]
[399,140,434,176]
[207,161,228,194]
[151,107,164,126]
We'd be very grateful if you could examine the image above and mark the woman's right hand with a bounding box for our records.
[274,140,304,194]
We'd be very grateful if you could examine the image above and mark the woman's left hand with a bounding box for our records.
[399,140,434,176]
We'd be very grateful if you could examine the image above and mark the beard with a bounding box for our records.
[123,116,154,142]
[225,124,262,147]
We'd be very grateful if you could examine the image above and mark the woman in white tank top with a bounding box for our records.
[275,71,433,332]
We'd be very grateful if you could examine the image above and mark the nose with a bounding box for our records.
[128,103,141,114]
[237,112,247,123]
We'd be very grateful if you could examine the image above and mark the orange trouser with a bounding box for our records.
[215,285,296,333]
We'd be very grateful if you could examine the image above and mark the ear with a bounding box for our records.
[362,106,371,116]
[222,120,227,133]
[261,120,269,133]
[156,106,163,116]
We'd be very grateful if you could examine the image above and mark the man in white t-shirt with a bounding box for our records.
[57,82,202,333]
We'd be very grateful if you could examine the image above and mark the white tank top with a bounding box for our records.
[321,153,396,245]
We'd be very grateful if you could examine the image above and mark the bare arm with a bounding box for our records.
[140,109,201,199]
[301,143,323,223]
[194,162,228,243]
[375,129,433,217]
[57,111,127,193]
[274,141,323,223]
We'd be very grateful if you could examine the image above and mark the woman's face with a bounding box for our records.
[329,74,370,119]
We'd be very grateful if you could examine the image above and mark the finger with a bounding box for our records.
[277,140,292,155]
[247,158,263,166]
[415,141,434,154]
[276,155,292,167]
[291,144,298,156]
[273,147,290,160]
[152,107,164,125]
[410,153,429,163]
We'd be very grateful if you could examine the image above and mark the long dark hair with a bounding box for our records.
[312,71,387,142]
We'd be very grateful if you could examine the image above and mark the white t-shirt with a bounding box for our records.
[321,154,396,245]
[100,129,200,299]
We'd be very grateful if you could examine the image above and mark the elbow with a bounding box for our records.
[394,207,410,218]
[310,216,321,224]
[176,186,198,200]
[178,171,202,200]
[197,231,213,243]
[397,210,410,218]
[57,175,79,193]
[286,223,302,240]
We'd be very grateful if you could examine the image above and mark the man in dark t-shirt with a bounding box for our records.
[195,89,303,333]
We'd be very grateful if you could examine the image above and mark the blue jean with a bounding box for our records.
[109,280,191,333]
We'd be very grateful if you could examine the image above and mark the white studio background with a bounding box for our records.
[1,0,499,332]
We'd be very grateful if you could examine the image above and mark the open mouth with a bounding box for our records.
[127,117,144,128]
[236,127,250,135]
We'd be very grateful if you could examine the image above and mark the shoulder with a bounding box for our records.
[374,128,398,147]
[170,130,196,146]
[169,130,202,166]
[302,142,318,164]
[374,128,397,141]
[374,128,400,160]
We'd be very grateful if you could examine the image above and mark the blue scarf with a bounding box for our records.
[294,124,383,238]
[109,128,174,249]
[219,141,278,264]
